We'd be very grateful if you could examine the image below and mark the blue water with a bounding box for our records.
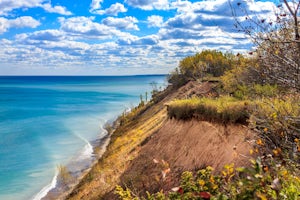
[0,75,166,200]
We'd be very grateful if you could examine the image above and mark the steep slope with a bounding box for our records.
[105,120,254,199]
[67,81,255,200]
[66,90,170,200]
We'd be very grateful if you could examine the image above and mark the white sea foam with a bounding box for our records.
[74,133,94,160]
[78,141,93,160]
[32,170,58,200]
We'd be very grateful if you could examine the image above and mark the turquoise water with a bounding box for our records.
[0,76,166,200]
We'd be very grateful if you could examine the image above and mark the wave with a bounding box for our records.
[76,134,94,161]
[32,121,109,200]
[32,170,58,200]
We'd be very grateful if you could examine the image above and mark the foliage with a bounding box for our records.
[220,56,262,93]
[115,185,139,200]
[249,95,300,156]
[168,50,234,87]
[229,84,279,100]
[231,0,300,91]
[167,96,252,124]
[220,55,281,99]
[116,157,300,200]
[167,68,188,88]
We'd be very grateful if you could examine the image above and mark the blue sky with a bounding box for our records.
[0,0,278,75]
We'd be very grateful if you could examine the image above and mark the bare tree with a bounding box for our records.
[230,0,300,91]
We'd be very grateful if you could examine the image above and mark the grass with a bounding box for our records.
[167,96,253,124]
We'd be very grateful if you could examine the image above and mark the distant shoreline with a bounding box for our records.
[0,74,167,77]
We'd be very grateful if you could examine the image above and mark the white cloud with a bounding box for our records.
[90,0,104,11]
[117,35,159,46]
[147,15,163,27]
[57,16,135,41]
[170,0,193,13]
[91,3,127,16]
[0,16,40,34]
[42,3,72,15]
[161,0,276,41]
[125,0,169,10]
[16,30,65,43]
[58,16,114,38]
[0,0,42,15]
[0,0,72,16]
[102,16,139,30]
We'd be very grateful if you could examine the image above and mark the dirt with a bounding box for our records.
[102,81,255,199]
[176,81,219,99]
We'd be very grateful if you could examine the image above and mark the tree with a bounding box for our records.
[171,50,233,84]
[221,55,262,94]
[230,0,300,91]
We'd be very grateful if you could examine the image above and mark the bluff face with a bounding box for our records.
[67,81,254,200]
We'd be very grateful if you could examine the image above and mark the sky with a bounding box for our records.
[0,0,279,75]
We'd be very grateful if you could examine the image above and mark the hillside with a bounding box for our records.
[65,81,255,200]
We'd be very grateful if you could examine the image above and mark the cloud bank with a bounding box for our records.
[0,0,277,75]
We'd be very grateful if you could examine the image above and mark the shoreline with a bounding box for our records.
[39,123,114,200]
[36,106,135,200]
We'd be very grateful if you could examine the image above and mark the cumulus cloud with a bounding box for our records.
[102,16,139,30]
[170,0,193,13]
[158,0,276,49]
[58,16,117,38]
[117,35,159,46]
[125,0,169,10]
[90,0,104,11]
[0,16,40,34]
[0,0,42,15]
[91,3,127,16]
[16,30,65,43]
[147,15,163,27]
[0,0,72,16]
[42,3,72,15]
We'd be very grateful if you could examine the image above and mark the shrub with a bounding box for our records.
[116,157,300,200]
[168,50,234,86]
[249,95,300,156]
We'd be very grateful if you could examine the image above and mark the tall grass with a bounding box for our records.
[167,96,252,124]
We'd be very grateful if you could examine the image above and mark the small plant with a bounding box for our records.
[115,185,139,200]
[57,165,75,188]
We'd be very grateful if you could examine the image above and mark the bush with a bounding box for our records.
[168,50,234,86]
[116,157,300,200]
[249,95,300,156]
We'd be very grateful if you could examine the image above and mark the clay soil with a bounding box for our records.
[105,118,254,199]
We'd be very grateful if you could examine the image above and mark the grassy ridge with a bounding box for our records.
[167,96,252,124]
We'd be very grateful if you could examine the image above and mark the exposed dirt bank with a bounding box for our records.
[104,119,254,199]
